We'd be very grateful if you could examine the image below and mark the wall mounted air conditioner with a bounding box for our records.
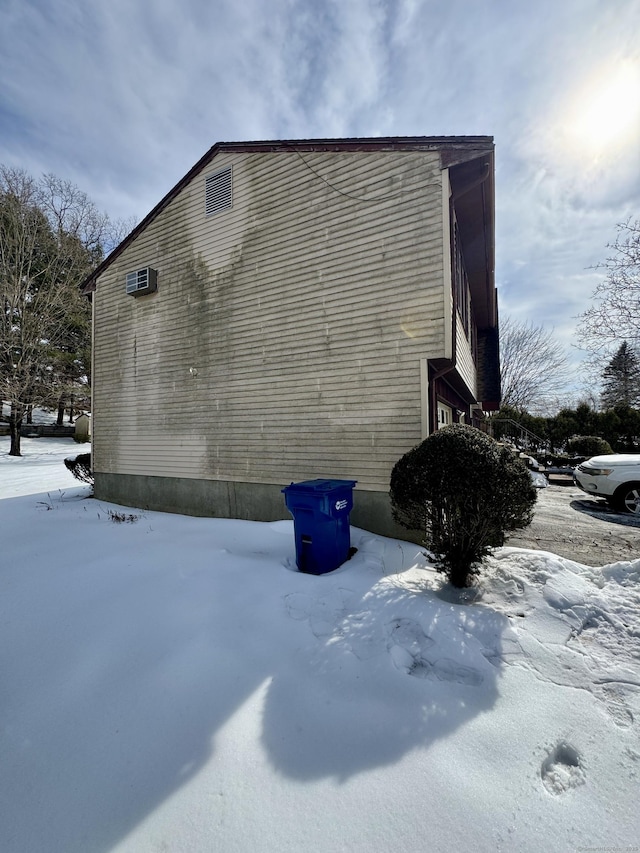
[126,267,157,297]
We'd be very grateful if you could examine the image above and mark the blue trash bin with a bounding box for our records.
[282,479,357,574]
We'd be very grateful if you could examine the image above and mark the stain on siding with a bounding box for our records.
[94,150,448,490]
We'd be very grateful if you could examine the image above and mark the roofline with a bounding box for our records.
[81,135,495,294]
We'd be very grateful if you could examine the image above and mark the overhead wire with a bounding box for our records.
[285,144,438,204]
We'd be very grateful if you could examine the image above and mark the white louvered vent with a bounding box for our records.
[126,267,157,297]
[205,166,232,216]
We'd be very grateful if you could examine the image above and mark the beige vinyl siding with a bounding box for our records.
[441,170,454,361]
[455,315,477,397]
[93,150,446,491]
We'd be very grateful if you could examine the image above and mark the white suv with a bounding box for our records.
[574,454,640,514]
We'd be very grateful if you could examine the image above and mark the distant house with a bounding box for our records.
[82,137,500,538]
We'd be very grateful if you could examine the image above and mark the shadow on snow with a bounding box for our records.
[0,495,507,853]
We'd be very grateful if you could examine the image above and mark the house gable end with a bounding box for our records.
[81,136,494,295]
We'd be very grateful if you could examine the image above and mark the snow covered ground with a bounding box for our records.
[1,438,639,853]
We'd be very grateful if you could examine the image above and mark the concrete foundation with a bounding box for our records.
[94,472,421,543]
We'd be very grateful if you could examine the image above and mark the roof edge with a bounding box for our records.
[81,136,495,293]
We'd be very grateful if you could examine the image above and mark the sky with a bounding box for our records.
[1,0,640,391]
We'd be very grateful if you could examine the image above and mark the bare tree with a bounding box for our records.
[577,219,640,356]
[0,166,118,455]
[499,316,572,414]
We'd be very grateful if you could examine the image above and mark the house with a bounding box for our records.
[82,137,500,539]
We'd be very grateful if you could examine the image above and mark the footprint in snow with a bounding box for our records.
[386,617,435,658]
[540,741,586,795]
[598,684,635,728]
[283,590,354,639]
[386,618,483,687]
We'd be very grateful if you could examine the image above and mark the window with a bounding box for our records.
[205,166,232,216]
[437,402,452,428]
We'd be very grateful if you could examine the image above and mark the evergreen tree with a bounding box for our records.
[601,341,640,409]
[390,425,536,588]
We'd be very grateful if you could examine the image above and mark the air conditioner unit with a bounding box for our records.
[126,267,157,297]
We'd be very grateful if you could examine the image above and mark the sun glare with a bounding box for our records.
[570,61,640,153]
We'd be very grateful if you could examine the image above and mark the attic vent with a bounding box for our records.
[126,267,157,297]
[205,166,232,216]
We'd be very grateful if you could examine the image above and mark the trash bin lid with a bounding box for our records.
[282,478,357,494]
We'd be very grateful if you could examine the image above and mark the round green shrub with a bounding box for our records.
[565,435,613,457]
[390,424,537,588]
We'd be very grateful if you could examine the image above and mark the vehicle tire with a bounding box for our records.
[612,482,640,514]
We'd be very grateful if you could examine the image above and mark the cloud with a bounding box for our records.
[1,0,639,391]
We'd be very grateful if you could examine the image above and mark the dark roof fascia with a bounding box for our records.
[477,326,501,406]
[80,135,494,294]
[449,149,497,330]
[218,136,494,153]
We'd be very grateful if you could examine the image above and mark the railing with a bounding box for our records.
[488,418,548,452]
